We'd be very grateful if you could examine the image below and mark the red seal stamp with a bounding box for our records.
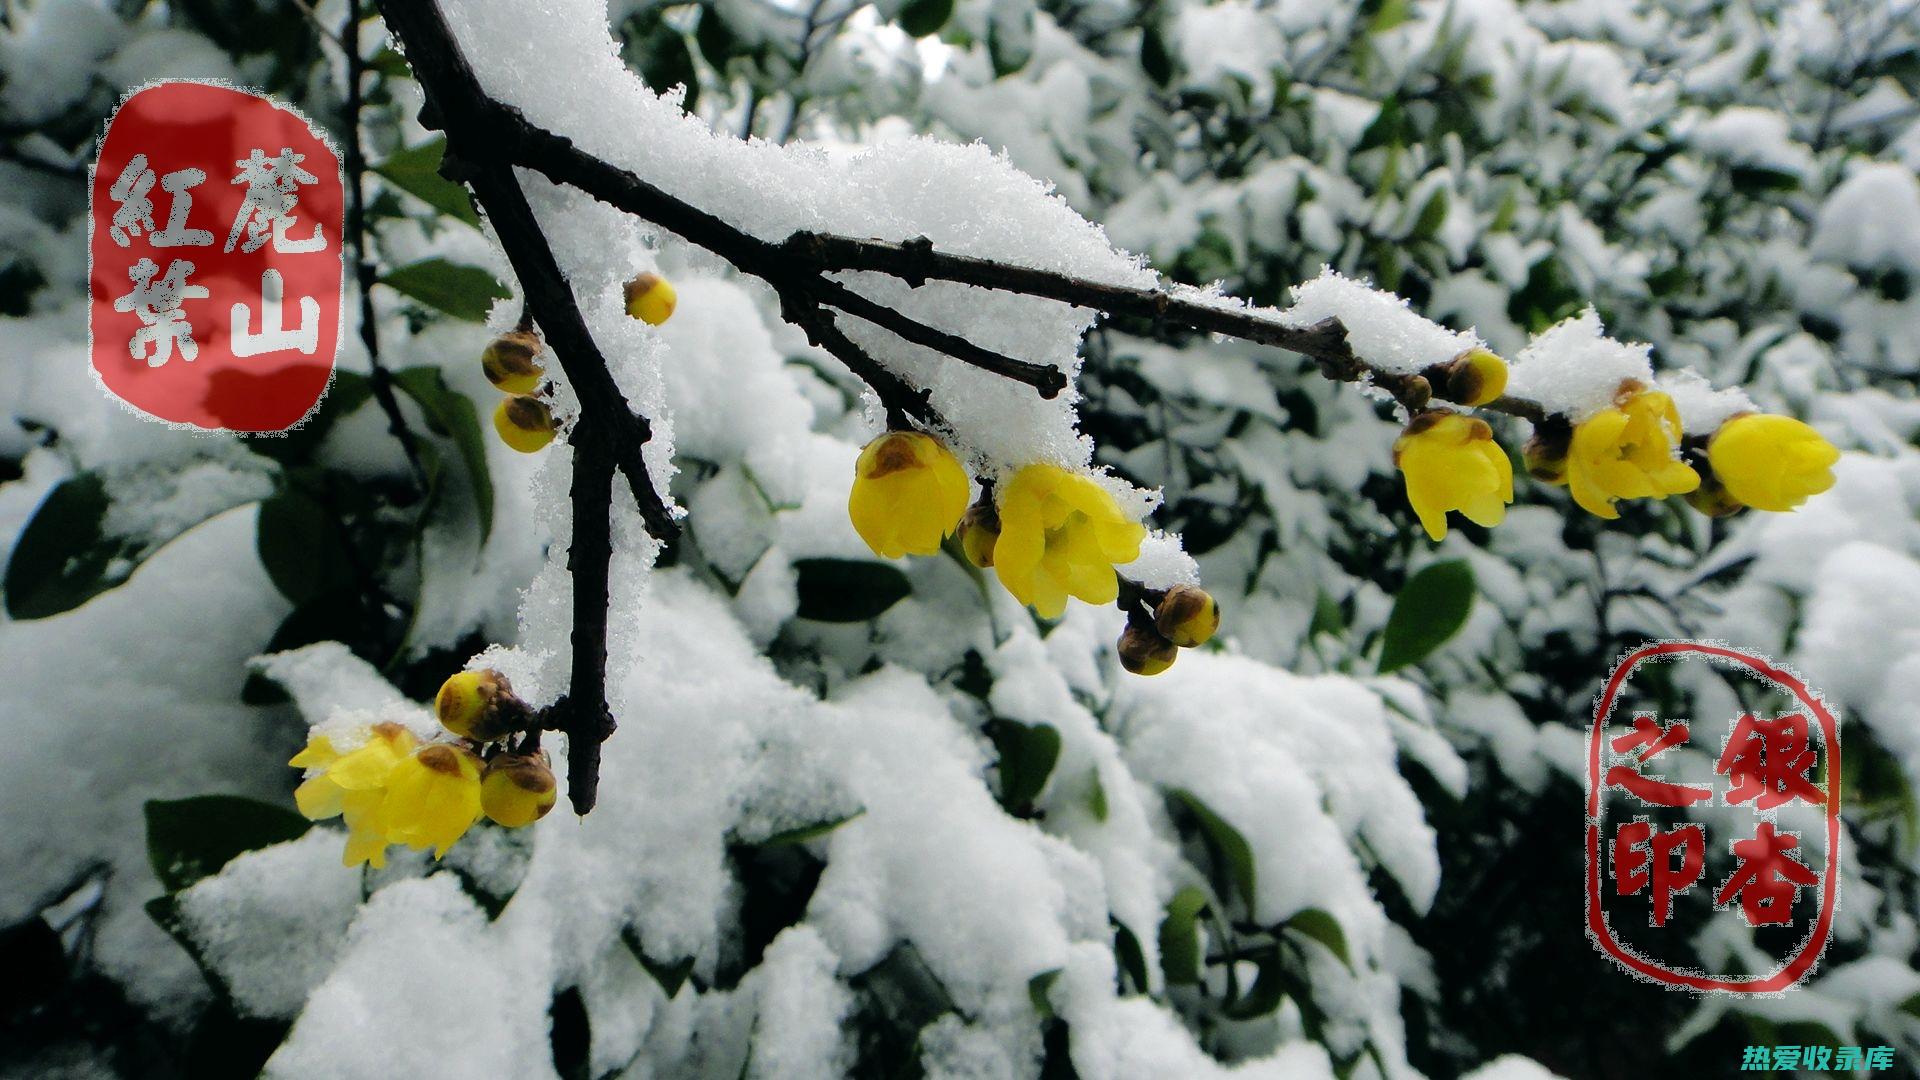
[89,81,343,432]
[1585,641,1841,993]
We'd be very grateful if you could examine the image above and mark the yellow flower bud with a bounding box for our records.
[847,431,971,559]
[481,329,545,394]
[434,669,522,743]
[1393,412,1513,541]
[993,465,1146,618]
[379,744,483,859]
[1566,390,1699,519]
[1117,622,1177,676]
[958,501,1000,568]
[1427,347,1508,407]
[481,752,558,828]
[1154,584,1219,648]
[289,723,417,869]
[494,395,556,453]
[1705,413,1840,513]
[624,272,677,326]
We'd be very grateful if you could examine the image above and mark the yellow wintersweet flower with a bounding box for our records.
[378,744,484,859]
[1707,414,1840,512]
[290,723,417,869]
[993,465,1147,618]
[1565,390,1699,519]
[1393,413,1513,541]
[848,431,971,559]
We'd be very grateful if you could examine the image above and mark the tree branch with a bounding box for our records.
[778,231,1552,422]
[556,436,616,815]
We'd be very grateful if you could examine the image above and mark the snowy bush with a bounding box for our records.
[1,0,1917,1077]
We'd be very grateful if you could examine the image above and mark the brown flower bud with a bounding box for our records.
[1423,347,1508,407]
[958,500,1000,568]
[481,329,545,394]
[435,669,524,742]
[1154,584,1219,648]
[481,751,558,828]
[1524,418,1572,485]
[1117,621,1178,676]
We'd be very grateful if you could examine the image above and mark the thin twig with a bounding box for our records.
[342,0,433,496]
[779,231,1551,422]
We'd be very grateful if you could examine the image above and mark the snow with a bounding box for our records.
[173,830,362,1019]
[265,875,556,1080]
[1463,1055,1567,1080]
[1685,106,1815,177]
[0,501,291,1015]
[1504,309,1654,422]
[1285,268,1484,376]
[1810,163,1920,277]
[1658,369,1755,435]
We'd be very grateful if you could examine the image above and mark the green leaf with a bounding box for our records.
[256,487,352,606]
[4,474,114,619]
[1284,908,1352,970]
[1412,188,1449,239]
[622,926,698,998]
[1028,969,1062,1020]
[371,138,479,226]
[144,796,310,894]
[1729,166,1801,195]
[1898,991,1920,1020]
[1224,946,1288,1019]
[1140,24,1175,86]
[694,6,741,67]
[899,0,953,37]
[1086,768,1109,823]
[1167,789,1257,912]
[1112,919,1149,994]
[623,13,700,113]
[987,720,1062,813]
[1157,885,1211,985]
[1366,0,1412,33]
[5,464,275,619]
[391,366,495,542]
[1308,591,1345,639]
[1376,559,1475,673]
[549,986,591,1080]
[985,2,1033,76]
[368,46,411,79]
[850,942,957,1040]
[792,558,911,622]
[379,258,510,323]
[755,809,866,847]
[1356,96,1409,153]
